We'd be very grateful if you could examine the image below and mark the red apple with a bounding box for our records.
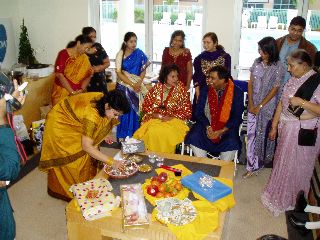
[158,172,168,182]
[152,176,160,182]
[147,185,159,196]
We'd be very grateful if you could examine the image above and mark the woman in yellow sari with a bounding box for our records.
[134,64,192,153]
[51,34,94,106]
[39,90,130,201]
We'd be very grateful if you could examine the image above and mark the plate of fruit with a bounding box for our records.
[104,161,139,179]
[144,172,188,205]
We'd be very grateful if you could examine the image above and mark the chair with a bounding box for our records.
[159,12,171,25]
[174,12,186,25]
[192,13,202,26]
[257,16,267,29]
[242,10,250,28]
[268,16,279,29]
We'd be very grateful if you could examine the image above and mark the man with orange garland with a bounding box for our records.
[185,66,244,161]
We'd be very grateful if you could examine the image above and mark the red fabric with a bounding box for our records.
[161,47,192,87]
[54,49,82,90]
[207,81,234,143]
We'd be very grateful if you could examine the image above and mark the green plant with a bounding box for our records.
[135,8,144,23]
[154,12,162,22]
[18,19,37,65]
[186,12,194,21]
[111,9,118,21]
[170,13,178,25]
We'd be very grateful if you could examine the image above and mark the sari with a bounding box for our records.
[115,48,149,139]
[51,49,92,106]
[0,126,20,240]
[246,59,285,172]
[133,81,191,153]
[261,70,320,216]
[39,92,118,201]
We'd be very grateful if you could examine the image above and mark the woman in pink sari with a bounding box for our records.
[261,49,320,216]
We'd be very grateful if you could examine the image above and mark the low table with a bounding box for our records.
[66,151,234,240]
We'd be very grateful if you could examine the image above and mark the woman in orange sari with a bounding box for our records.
[39,90,130,201]
[133,64,191,153]
[51,35,94,106]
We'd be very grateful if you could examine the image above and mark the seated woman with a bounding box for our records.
[51,34,94,106]
[185,66,244,161]
[39,90,130,201]
[133,64,191,153]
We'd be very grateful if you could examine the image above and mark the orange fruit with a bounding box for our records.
[174,183,183,191]
[156,192,164,198]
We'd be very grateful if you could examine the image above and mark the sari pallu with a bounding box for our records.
[115,48,149,138]
[52,49,92,106]
[39,93,117,200]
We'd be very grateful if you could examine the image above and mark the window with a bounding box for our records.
[99,0,204,72]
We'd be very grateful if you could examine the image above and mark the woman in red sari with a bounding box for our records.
[51,35,94,106]
[134,64,191,153]
[161,30,193,90]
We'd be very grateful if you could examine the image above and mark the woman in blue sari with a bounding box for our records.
[115,32,149,139]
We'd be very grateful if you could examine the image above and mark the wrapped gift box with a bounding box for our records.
[181,171,232,202]
[69,178,120,221]
[120,183,149,230]
[121,137,145,154]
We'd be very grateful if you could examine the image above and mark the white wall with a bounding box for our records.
[0,0,90,65]
[205,0,240,77]
[0,0,239,69]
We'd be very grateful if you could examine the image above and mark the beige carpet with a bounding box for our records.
[9,160,288,240]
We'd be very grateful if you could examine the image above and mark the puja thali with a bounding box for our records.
[155,198,197,226]
[104,161,139,179]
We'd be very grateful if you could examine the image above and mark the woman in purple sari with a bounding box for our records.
[115,32,149,139]
[243,37,285,178]
[193,32,231,101]
[261,49,320,216]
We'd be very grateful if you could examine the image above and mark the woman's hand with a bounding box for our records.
[0,181,6,188]
[112,160,125,170]
[161,115,173,122]
[195,86,200,102]
[104,136,116,144]
[133,82,142,92]
[12,79,26,106]
[289,96,305,107]
[249,105,260,115]
[269,127,277,140]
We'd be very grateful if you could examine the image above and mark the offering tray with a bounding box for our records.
[155,198,197,226]
[104,161,139,179]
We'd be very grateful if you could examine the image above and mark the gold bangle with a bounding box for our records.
[301,100,306,107]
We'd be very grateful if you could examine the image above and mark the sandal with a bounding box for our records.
[242,171,257,179]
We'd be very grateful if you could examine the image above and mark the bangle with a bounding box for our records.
[206,126,211,130]
[259,104,263,109]
[301,100,306,108]
[71,91,75,95]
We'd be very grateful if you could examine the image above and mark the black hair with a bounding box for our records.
[258,36,279,64]
[169,30,185,48]
[82,26,96,36]
[209,65,233,83]
[66,34,93,48]
[158,64,179,84]
[95,90,130,117]
[290,16,306,29]
[203,32,224,51]
[288,49,312,67]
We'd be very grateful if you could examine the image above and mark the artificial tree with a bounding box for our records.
[18,19,37,65]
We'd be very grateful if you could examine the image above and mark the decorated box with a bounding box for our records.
[181,171,232,202]
[69,178,120,221]
[121,137,145,154]
[120,183,149,230]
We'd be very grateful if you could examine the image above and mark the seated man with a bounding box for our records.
[185,66,244,161]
